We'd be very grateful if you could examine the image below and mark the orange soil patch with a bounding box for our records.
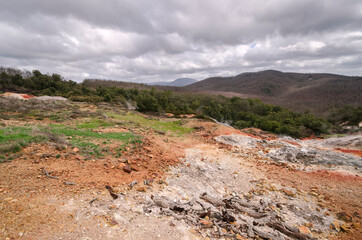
[335,148,362,157]
[0,129,199,239]
[21,94,36,99]
[260,163,362,239]
[281,140,302,147]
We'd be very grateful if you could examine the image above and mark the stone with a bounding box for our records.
[122,165,132,173]
[189,229,198,234]
[337,212,353,222]
[106,219,118,227]
[131,166,139,172]
[236,234,246,240]
[221,228,228,234]
[340,223,351,232]
[309,191,318,197]
[352,222,360,229]
[298,226,311,235]
[136,187,146,192]
[332,220,340,231]
[199,219,213,228]
[283,189,296,197]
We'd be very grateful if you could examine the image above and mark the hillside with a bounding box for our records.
[82,79,150,89]
[148,78,197,87]
[0,99,361,239]
[183,70,362,115]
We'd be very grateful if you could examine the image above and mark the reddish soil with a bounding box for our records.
[0,126,198,239]
[0,116,361,239]
[20,94,36,99]
[335,148,362,157]
[260,163,362,239]
[281,140,302,147]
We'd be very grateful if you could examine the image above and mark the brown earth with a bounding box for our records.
[0,113,361,239]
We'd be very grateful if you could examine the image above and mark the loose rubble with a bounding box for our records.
[131,147,337,239]
[216,134,362,172]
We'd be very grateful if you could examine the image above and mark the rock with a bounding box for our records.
[337,212,353,222]
[122,165,132,173]
[340,223,351,232]
[106,218,118,227]
[282,189,296,197]
[332,220,340,231]
[131,166,139,172]
[137,187,146,192]
[189,229,198,234]
[221,228,228,234]
[109,204,117,209]
[236,234,246,240]
[309,191,318,197]
[199,219,213,228]
[41,153,52,158]
[298,225,311,235]
[352,222,360,229]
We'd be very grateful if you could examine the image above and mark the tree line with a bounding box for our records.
[2,68,359,138]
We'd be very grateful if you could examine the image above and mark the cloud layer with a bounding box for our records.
[1,0,361,82]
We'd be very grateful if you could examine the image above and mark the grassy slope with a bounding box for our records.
[0,104,192,162]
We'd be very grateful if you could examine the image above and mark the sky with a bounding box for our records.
[0,0,362,83]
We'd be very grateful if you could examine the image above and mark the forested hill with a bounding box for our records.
[183,70,362,114]
[1,67,361,138]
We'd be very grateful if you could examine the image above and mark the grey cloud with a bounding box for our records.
[0,0,361,82]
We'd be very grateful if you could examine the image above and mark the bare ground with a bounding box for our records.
[0,113,361,239]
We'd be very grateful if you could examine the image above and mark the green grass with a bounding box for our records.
[70,138,103,157]
[108,112,192,135]
[0,126,37,143]
[0,127,45,156]
[50,123,142,157]
[51,127,138,140]
[76,119,115,129]
[323,133,348,138]
[1,110,192,160]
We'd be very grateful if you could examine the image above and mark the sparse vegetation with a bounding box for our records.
[328,106,362,126]
[0,109,143,160]
[1,67,356,138]
[0,126,45,161]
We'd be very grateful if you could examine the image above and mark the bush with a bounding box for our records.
[136,93,159,112]
[234,120,251,129]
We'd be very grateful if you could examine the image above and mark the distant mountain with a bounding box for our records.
[183,70,362,115]
[148,78,197,87]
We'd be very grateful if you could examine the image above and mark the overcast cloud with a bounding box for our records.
[0,0,361,82]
